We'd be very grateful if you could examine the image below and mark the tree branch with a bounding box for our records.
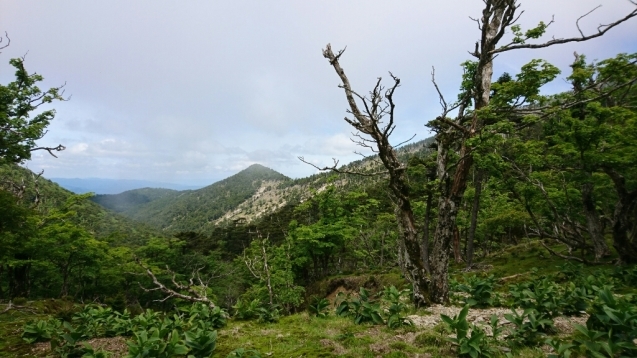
[493,6,637,54]
[136,261,217,309]
[298,156,388,176]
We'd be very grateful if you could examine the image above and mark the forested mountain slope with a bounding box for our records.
[92,188,182,214]
[108,164,291,232]
[0,164,160,245]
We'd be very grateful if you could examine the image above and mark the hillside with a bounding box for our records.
[0,164,161,245]
[92,188,182,213]
[108,164,292,232]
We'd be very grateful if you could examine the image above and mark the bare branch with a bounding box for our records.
[540,241,611,265]
[31,144,66,158]
[0,32,10,51]
[468,16,482,30]
[577,5,603,37]
[298,156,388,176]
[393,133,417,148]
[136,261,217,309]
[0,301,38,315]
[494,6,637,53]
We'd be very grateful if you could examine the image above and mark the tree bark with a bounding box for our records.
[603,168,637,264]
[581,179,609,261]
[421,191,432,274]
[466,169,484,268]
[429,1,512,303]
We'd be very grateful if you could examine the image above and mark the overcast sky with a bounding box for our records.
[2,1,635,185]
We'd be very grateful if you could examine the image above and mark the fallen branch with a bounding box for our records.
[540,241,611,266]
[136,261,217,309]
[0,301,38,315]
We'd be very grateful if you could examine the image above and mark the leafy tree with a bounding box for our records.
[0,189,37,297]
[1,45,66,164]
[503,53,637,263]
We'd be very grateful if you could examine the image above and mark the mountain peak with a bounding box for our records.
[238,164,288,179]
[245,163,270,171]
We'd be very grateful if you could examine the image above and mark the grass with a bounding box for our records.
[216,314,422,357]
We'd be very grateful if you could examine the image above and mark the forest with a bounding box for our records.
[1,1,637,357]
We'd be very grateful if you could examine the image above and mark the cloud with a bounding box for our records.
[4,0,635,186]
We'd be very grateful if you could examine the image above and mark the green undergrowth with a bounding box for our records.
[3,240,636,357]
[0,298,78,356]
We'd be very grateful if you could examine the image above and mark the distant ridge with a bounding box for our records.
[51,177,204,194]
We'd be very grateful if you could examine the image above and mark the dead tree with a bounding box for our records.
[137,261,217,309]
[309,46,430,306]
[243,233,275,307]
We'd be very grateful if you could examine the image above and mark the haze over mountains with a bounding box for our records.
[50,177,204,194]
[91,164,293,232]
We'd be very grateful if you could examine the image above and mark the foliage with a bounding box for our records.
[382,285,413,329]
[335,288,384,325]
[508,277,562,318]
[455,275,498,308]
[20,303,226,358]
[183,328,218,358]
[21,318,59,343]
[255,305,280,323]
[440,305,496,358]
[0,57,65,164]
[504,308,554,347]
[233,299,261,321]
[125,328,189,358]
[545,338,574,358]
[226,347,262,358]
[181,302,228,330]
[570,287,637,357]
[307,296,330,318]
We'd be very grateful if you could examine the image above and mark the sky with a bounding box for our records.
[1,0,636,186]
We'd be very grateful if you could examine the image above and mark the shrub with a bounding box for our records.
[504,308,554,347]
[440,305,496,357]
[456,275,498,308]
[382,286,412,329]
[307,296,330,318]
[335,287,384,325]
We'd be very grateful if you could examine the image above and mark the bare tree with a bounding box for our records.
[317,46,430,305]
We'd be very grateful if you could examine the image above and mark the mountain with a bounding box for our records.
[50,177,203,194]
[98,164,292,232]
